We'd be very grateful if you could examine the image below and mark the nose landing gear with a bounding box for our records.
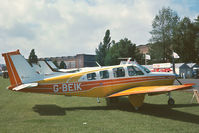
[168,92,175,106]
[168,98,175,106]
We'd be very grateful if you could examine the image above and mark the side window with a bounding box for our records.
[127,66,136,76]
[134,66,144,75]
[87,72,96,80]
[100,70,109,79]
[113,67,125,78]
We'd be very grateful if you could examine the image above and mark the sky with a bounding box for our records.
[0,0,199,64]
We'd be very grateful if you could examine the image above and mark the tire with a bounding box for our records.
[168,98,175,106]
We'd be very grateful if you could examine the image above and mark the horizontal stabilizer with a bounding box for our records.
[108,83,195,98]
[13,83,38,91]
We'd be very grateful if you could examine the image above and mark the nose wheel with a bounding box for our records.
[168,92,175,106]
[168,98,175,106]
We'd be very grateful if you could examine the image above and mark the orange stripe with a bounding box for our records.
[2,49,20,56]
[38,76,173,88]
[24,76,174,94]
[7,54,22,85]
[20,88,53,93]
[2,50,22,87]
[81,76,174,84]
[80,76,174,88]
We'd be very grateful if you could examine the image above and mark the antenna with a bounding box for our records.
[96,62,101,67]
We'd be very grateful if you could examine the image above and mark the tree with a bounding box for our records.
[105,38,142,65]
[59,61,66,69]
[194,16,199,63]
[173,17,197,63]
[150,7,179,62]
[149,42,165,63]
[96,29,111,66]
[53,60,59,68]
[28,49,38,65]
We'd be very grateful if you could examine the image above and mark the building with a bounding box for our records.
[187,63,199,78]
[179,64,192,78]
[137,44,149,54]
[174,63,184,75]
[179,63,199,78]
[41,54,97,69]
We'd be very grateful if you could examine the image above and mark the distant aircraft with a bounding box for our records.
[2,50,195,109]
[44,60,100,73]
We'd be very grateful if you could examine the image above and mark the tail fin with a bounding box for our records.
[2,50,42,89]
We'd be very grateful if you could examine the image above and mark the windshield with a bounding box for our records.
[138,65,151,73]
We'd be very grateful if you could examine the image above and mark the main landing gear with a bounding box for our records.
[168,92,175,106]
[97,97,100,103]
[106,97,119,106]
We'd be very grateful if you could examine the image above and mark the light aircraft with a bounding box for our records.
[2,50,195,109]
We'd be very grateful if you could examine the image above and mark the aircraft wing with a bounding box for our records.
[108,83,195,98]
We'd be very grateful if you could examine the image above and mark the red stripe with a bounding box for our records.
[28,76,174,94]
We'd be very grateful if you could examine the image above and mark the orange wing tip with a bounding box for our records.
[179,83,196,89]
[2,49,20,57]
[184,83,195,86]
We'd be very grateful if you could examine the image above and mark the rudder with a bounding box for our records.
[2,50,41,89]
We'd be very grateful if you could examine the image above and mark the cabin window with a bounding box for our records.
[100,70,109,79]
[87,72,96,80]
[127,66,136,76]
[113,67,125,78]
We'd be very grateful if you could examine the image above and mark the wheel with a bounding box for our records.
[168,98,175,106]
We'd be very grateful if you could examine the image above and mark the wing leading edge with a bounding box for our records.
[108,83,195,98]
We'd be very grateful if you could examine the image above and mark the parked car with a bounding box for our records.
[2,71,9,78]
[193,67,199,78]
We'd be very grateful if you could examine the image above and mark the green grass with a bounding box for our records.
[0,77,199,133]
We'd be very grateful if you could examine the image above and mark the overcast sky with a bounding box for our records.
[0,0,199,64]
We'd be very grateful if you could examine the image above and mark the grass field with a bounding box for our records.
[0,77,199,133]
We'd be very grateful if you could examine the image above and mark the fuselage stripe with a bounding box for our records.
[30,76,174,92]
